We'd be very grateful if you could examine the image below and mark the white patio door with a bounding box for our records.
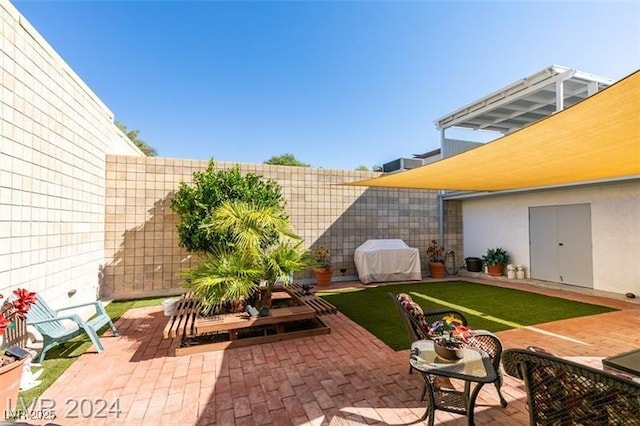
[529,204,593,288]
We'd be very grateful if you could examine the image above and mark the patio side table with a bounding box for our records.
[410,340,498,426]
[602,348,640,381]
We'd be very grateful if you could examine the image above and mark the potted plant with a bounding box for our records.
[313,246,332,287]
[1,289,36,415]
[427,315,474,360]
[426,240,446,279]
[482,247,510,276]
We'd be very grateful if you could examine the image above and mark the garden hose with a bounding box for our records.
[445,250,460,275]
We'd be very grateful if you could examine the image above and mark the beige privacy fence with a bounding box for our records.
[102,155,462,299]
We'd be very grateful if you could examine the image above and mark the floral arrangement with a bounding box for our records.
[426,239,445,263]
[427,315,473,349]
[0,288,37,337]
[314,246,331,270]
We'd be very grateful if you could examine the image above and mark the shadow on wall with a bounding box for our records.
[298,188,463,283]
[100,192,197,300]
[100,175,462,299]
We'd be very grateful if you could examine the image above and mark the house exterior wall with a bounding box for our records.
[442,138,483,158]
[461,180,640,296]
[102,155,459,299]
[0,1,141,308]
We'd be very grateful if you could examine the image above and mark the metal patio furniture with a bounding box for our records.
[390,292,508,410]
[503,348,640,425]
[390,292,468,344]
[390,292,467,374]
[466,331,508,407]
[603,348,640,378]
[410,339,498,425]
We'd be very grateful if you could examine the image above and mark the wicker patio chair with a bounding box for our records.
[503,348,640,425]
[389,293,466,390]
[389,292,468,345]
[390,293,508,406]
[467,331,508,407]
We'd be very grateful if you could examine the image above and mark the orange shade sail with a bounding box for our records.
[348,70,640,191]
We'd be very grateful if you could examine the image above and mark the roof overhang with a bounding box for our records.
[347,70,640,192]
[434,65,614,134]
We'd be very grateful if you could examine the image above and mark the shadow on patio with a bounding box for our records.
[36,280,640,425]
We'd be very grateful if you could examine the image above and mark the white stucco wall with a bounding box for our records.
[0,0,142,309]
[460,180,640,296]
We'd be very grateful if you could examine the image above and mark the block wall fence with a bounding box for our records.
[1,0,462,304]
[103,155,463,299]
[0,1,141,308]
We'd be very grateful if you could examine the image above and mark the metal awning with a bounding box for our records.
[347,70,640,192]
[434,65,614,135]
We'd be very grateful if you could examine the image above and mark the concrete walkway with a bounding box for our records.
[35,279,640,425]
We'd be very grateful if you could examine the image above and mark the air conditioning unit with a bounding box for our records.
[382,158,425,173]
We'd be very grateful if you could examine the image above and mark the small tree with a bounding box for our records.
[115,121,157,156]
[181,200,313,314]
[355,165,370,171]
[171,159,286,253]
[264,153,310,167]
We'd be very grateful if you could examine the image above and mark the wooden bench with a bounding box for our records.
[283,283,338,315]
[195,305,316,337]
[162,291,330,356]
[162,294,201,339]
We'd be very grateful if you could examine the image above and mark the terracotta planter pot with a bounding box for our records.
[0,356,26,417]
[428,262,446,279]
[314,268,333,287]
[487,264,504,276]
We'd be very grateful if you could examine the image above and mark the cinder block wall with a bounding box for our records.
[103,155,463,299]
[0,1,141,307]
[1,0,462,304]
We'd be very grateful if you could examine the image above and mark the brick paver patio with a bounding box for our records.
[34,278,640,425]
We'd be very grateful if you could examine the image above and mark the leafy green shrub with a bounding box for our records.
[170,159,286,253]
[482,247,510,265]
[180,201,313,313]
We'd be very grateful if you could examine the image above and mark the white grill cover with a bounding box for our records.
[354,239,422,284]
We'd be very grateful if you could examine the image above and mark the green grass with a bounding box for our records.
[17,296,170,409]
[318,281,615,351]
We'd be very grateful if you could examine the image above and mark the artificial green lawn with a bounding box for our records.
[17,296,169,409]
[318,281,615,351]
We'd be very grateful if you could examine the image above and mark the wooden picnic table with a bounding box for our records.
[162,295,201,339]
[282,283,338,315]
[162,285,337,355]
[196,305,316,337]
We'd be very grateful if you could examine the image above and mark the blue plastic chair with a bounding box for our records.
[26,295,119,362]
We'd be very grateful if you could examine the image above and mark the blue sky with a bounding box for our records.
[13,1,640,170]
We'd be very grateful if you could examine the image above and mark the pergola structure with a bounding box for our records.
[349,67,638,244]
[377,66,614,173]
[349,68,639,192]
[434,65,613,136]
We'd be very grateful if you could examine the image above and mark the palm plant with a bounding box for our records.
[181,200,313,314]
